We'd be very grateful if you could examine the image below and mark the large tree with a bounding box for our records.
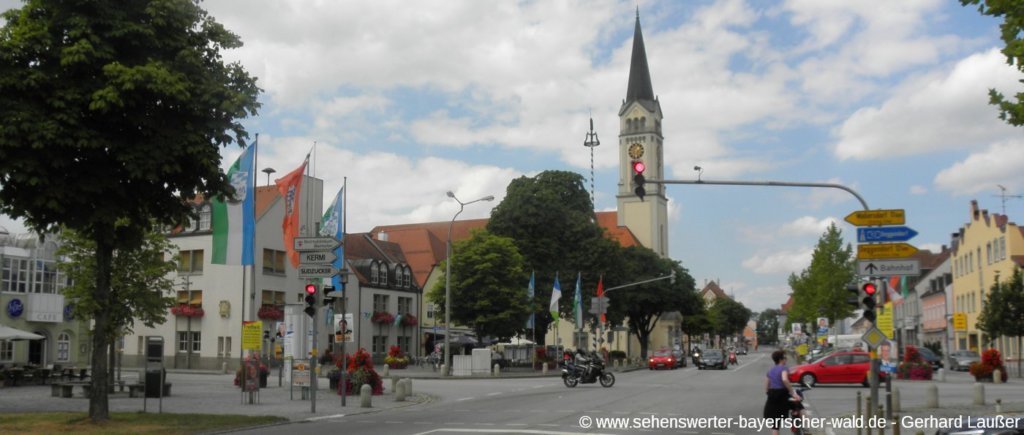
[428,230,530,343]
[57,223,179,386]
[604,245,700,359]
[0,0,259,421]
[756,309,782,345]
[961,0,1024,127]
[487,170,608,345]
[708,296,752,338]
[977,268,1024,377]
[787,224,856,327]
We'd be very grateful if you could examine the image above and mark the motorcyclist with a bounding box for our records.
[574,349,592,379]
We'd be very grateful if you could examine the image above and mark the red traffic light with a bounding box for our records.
[632,160,646,174]
[862,282,877,296]
[305,284,317,295]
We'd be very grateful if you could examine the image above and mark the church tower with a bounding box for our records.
[617,11,668,257]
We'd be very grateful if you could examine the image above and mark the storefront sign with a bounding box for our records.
[7,299,23,318]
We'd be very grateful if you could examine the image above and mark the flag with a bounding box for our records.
[526,271,535,329]
[320,186,345,292]
[888,276,905,305]
[596,276,605,324]
[394,314,403,327]
[211,145,256,265]
[573,272,582,326]
[275,155,309,268]
[549,272,561,326]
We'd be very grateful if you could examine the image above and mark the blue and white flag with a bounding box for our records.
[526,271,535,329]
[573,272,582,325]
[320,186,345,293]
[549,273,561,326]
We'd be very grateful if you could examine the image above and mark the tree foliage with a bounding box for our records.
[0,0,259,421]
[757,309,782,345]
[708,296,752,337]
[428,230,530,343]
[787,223,856,327]
[961,0,1024,127]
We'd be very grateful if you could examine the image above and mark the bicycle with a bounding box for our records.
[789,387,809,435]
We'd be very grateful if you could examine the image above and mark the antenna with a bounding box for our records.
[994,185,1022,215]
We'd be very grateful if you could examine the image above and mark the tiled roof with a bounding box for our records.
[700,280,730,301]
[370,211,641,288]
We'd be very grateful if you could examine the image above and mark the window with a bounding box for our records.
[261,290,285,307]
[0,340,12,361]
[426,303,434,319]
[372,335,386,356]
[2,257,30,293]
[177,331,201,352]
[262,249,286,274]
[397,336,411,355]
[198,205,212,231]
[398,297,412,316]
[987,243,992,265]
[176,290,203,308]
[224,336,231,357]
[56,333,70,362]
[373,294,389,313]
[218,337,224,357]
[378,263,389,286]
[370,262,379,284]
[404,267,412,287]
[138,337,144,355]
[1000,237,1007,261]
[178,250,204,274]
[31,260,66,294]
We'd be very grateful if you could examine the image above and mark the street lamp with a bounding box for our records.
[444,191,494,376]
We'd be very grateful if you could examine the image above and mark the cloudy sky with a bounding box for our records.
[2,0,1022,312]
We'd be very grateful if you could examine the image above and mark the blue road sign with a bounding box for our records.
[857,226,918,243]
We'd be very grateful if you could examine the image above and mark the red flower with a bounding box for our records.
[257,305,284,320]
[400,313,418,327]
[170,304,205,318]
[371,312,394,325]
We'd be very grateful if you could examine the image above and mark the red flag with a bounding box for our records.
[597,276,605,324]
[275,155,309,268]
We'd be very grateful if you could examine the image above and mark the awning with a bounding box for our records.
[0,325,44,341]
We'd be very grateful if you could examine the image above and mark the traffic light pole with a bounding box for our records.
[644,178,870,210]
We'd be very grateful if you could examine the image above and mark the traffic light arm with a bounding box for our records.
[604,271,676,294]
[644,178,869,211]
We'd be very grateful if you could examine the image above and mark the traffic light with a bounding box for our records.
[323,286,336,306]
[845,284,860,309]
[861,282,877,323]
[304,283,317,318]
[632,160,646,201]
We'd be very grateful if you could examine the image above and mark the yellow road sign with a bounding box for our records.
[953,312,967,331]
[857,243,918,259]
[844,209,905,226]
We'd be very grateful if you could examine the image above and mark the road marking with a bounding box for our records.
[455,397,474,401]
[486,392,502,396]
[306,413,346,421]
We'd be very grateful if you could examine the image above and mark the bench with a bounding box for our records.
[50,383,76,398]
[128,384,145,398]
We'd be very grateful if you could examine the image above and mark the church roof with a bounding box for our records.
[625,11,655,103]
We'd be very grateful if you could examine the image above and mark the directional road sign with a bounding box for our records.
[858,259,921,277]
[294,237,341,252]
[857,226,918,243]
[844,209,905,226]
[857,243,918,260]
[297,265,339,279]
[590,296,608,315]
[299,251,337,265]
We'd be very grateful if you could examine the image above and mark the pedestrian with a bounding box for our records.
[763,350,801,435]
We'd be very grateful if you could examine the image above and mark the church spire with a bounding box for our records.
[625,11,654,103]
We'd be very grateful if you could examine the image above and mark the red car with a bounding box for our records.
[648,349,678,370]
[788,351,883,387]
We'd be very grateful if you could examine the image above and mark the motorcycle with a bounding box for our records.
[562,352,615,388]
[728,350,738,365]
[691,350,701,366]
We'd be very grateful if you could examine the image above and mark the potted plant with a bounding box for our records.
[400,313,418,327]
[338,348,383,395]
[371,311,395,325]
[234,355,269,388]
[257,304,284,321]
[897,345,933,380]
[969,348,1008,382]
[384,345,410,369]
[170,304,205,318]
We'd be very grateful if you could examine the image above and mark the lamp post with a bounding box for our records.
[444,191,494,376]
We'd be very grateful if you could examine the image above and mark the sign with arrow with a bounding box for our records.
[858,259,920,277]
[844,209,905,226]
[857,226,918,243]
[857,243,918,260]
[294,236,341,252]
[299,251,336,265]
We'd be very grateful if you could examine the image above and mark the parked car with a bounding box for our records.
[648,349,678,370]
[948,350,981,371]
[789,351,883,387]
[914,347,943,370]
[698,349,727,370]
[671,348,687,368]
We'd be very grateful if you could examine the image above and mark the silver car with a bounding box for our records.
[948,350,980,371]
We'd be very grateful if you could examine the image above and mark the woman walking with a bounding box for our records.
[764,350,802,435]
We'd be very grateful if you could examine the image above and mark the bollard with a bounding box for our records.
[996,398,1002,413]
[937,367,945,382]
[360,384,372,408]
[974,383,985,406]
[395,379,406,402]
[856,391,863,435]
[542,363,548,376]
[493,363,500,377]
[878,406,885,435]
[892,413,900,435]
[893,388,901,413]
[926,384,939,408]
[391,376,398,394]
[441,364,448,377]
[222,362,228,374]
[405,378,413,396]
[866,396,873,435]
[383,364,390,377]
[994,369,1003,384]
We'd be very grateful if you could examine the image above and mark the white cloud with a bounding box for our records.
[910,185,928,195]
[742,247,813,274]
[934,140,1024,196]
[779,216,839,237]
[834,49,1023,160]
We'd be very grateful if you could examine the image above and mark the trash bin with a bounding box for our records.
[145,368,165,398]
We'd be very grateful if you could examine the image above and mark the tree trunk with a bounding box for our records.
[1018,336,1022,378]
[88,238,114,422]
[108,341,116,392]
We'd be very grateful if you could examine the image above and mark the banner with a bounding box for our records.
[241,320,263,351]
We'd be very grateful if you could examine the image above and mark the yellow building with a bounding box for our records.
[950,200,1024,359]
